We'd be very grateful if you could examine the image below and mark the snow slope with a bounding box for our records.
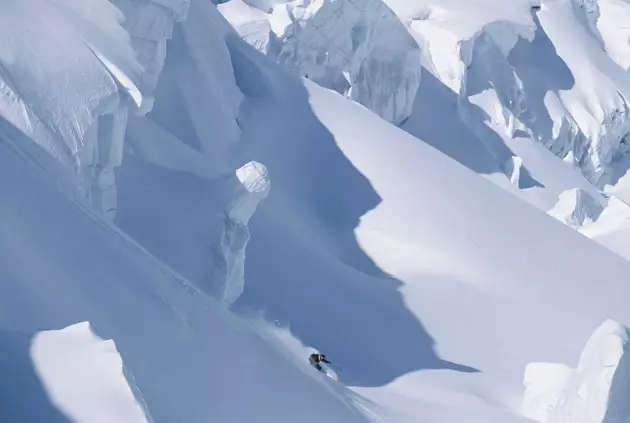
[219,0,630,257]
[4,0,630,422]
[0,118,373,423]
[205,40,630,420]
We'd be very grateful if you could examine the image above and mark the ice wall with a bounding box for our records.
[0,0,144,219]
[206,161,270,306]
[220,0,423,125]
[522,319,630,423]
[1,0,246,220]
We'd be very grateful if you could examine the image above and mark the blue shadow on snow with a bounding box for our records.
[225,33,479,387]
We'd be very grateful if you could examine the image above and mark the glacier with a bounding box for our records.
[4,0,630,422]
[219,0,630,243]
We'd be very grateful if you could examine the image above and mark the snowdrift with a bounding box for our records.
[0,322,151,423]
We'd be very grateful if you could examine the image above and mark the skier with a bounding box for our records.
[309,353,331,372]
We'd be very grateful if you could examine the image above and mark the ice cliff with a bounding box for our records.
[521,319,630,423]
[0,0,246,219]
[219,0,423,124]
[0,0,143,220]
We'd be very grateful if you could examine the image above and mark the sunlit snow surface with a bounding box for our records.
[218,0,630,246]
[3,0,630,423]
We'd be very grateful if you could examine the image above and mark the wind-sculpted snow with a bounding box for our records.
[522,320,630,423]
[219,0,423,124]
[28,322,151,423]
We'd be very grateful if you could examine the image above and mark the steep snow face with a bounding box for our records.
[219,0,423,124]
[221,0,630,227]
[597,0,630,72]
[522,319,630,423]
[147,0,245,174]
[213,29,630,418]
[0,123,374,423]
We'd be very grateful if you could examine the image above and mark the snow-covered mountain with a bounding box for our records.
[2,0,630,422]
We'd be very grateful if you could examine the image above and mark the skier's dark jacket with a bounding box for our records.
[309,353,330,364]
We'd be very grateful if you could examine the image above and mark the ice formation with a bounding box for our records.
[220,0,630,207]
[522,319,630,423]
[409,0,630,187]
[219,0,423,124]
[548,188,605,228]
[0,0,145,219]
[206,161,270,306]
[0,0,246,219]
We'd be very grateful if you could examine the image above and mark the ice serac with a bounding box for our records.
[111,0,190,116]
[548,188,605,229]
[206,161,270,306]
[0,0,143,220]
[220,0,423,124]
[412,0,630,188]
[521,319,630,423]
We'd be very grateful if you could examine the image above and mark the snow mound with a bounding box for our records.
[522,319,630,423]
[31,322,152,423]
[0,322,151,423]
[219,0,423,124]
